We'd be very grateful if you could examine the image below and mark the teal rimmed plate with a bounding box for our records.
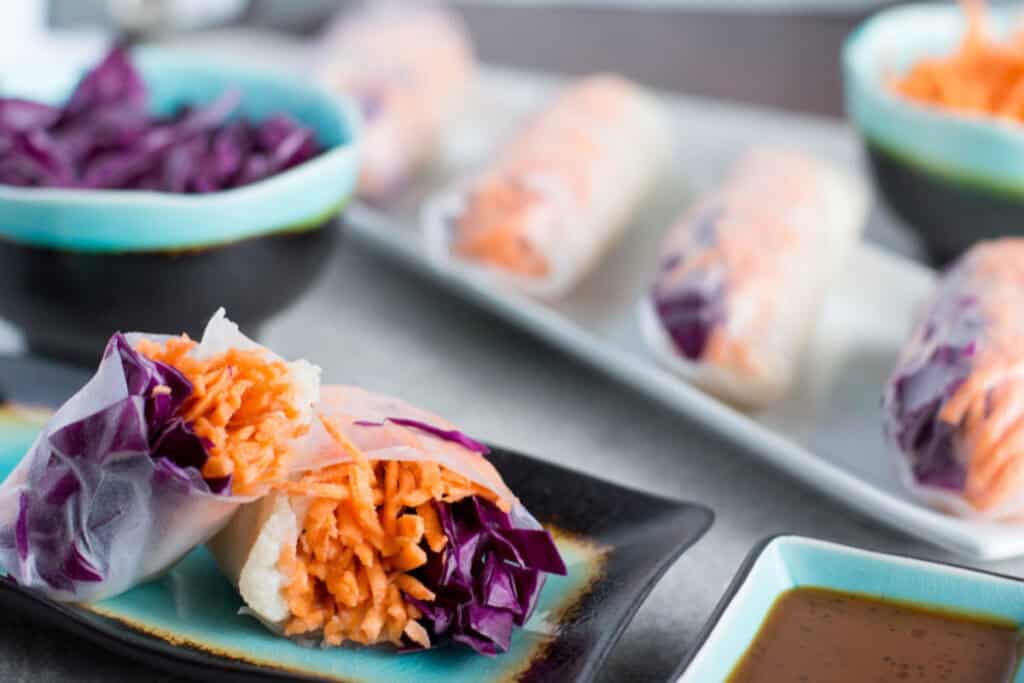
[675,535,1024,682]
[0,355,712,682]
[843,3,1024,263]
[0,47,361,363]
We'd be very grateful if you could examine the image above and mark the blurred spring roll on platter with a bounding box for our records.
[0,310,320,601]
[210,386,566,655]
[639,148,868,408]
[316,1,475,200]
[884,239,1024,521]
[424,74,670,298]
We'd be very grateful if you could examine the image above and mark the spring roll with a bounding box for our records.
[884,239,1024,520]
[316,1,475,200]
[424,74,670,298]
[0,309,319,601]
[639,148,868,407]
[209,385,566,655]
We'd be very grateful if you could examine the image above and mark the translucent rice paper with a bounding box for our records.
[210,384,540,629]
[423,74,670,299]
[316,1,475,201]
[883,239,1024,521]
[299,386,517,509]
[0,309,319,602]
[639,148,868,408]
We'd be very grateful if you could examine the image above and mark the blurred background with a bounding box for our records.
[41,0,896,116]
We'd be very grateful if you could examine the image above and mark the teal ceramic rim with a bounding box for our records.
[0,47,363,252]
[863,135,1024,201]
[0,194,352,255]
[842,3,1024,197]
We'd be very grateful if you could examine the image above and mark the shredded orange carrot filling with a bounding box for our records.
[454,176,551,277]
[136,335,308,495]
[892,0,1024,123]
[452,76,635,277]
[928,242,1024,512]
[275,416,501,648]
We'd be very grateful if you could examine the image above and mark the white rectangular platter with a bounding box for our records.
[345,67,1024,560]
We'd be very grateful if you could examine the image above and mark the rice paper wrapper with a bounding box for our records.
[0,309,319,601]
[639,148,868,407]
[298,385,536,529]
[883,239,1024,521]
[315,1,475,201]
[210,384,541,630]
[423,74,670,299]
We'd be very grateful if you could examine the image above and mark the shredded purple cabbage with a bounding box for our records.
[1,333,224,592]
[652,205,726,360]
[407,497,566,656]
[354,417,490,454]
[0,46,321,192]
[885,290,983,491]
[652,279,725,360]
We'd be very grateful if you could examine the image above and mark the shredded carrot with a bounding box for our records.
[136,335,308,495]
[921,240,1024,512]
[892,0,1024,123]
[454,176,551,277]
[275,415,502,648]
[452,76,636,277]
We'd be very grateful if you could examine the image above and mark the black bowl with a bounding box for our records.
[0,221,339,366]
[865,141,1024,266]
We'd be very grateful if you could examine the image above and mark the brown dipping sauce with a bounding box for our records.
[727,587,1020,683]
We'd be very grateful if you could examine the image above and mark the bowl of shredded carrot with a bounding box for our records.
[843,0,1024,263]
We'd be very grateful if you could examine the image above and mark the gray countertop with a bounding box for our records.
[3,30,1023,683]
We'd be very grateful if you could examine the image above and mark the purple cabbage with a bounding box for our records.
[0,46,322,192]
[408,496,566,656]
[355,417,490,454]
[60,46,146,121]
[652,279,725,360]
[652,205,726,360]
[0,100,60,133]
[885,290,983,491]
[0,333,224,593]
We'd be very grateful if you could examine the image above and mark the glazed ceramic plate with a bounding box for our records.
[674,535,1024,681]
[0,354,712,683]
[344,67,1024,561]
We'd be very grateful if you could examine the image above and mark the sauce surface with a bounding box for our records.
[727,586,1020,683]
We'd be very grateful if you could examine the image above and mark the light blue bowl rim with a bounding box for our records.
[0,46,362,252]
[843,2,1024,195]
[673,533,1024,680]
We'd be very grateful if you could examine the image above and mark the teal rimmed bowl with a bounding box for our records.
[0,48,361,364]
[676,536,1024,682]
[843,3,1024,264]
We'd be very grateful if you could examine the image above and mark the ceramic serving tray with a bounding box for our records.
[343,66,1024,561]
[0,354,712,683]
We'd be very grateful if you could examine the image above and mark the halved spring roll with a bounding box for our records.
[209,385,566,655]
[0,309,319,601]
[424,74,670,298]
[639,147,868,407]
[316,1,475,200]
[884,238,1024,520]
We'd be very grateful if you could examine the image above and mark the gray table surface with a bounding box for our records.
[3,33,1023,683]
